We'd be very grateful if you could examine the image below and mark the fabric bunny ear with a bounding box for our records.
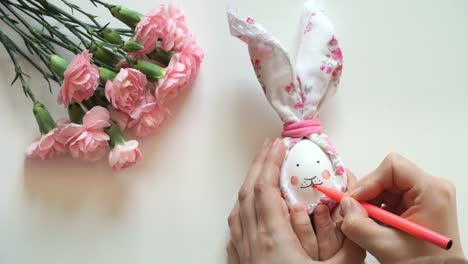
[227,1,343,122]
[227,9,303,123]
[295,1,343,119]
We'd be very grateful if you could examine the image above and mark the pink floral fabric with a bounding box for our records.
[57,50,99,106]
[227,0,344,122]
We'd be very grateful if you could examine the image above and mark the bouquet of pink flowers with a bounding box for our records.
[0,0,203,171]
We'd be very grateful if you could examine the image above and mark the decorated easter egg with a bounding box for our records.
[280,138,347,213]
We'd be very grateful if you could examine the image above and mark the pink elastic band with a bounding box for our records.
[282,119,322,138]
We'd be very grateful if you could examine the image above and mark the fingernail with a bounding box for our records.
[292,203,304,213]
[336,220,343,230]
[262,138,272,149]
[341,197,354,214]
[350,187,363,197]
[273,138,282,148]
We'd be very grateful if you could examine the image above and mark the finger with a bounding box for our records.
[351,153,427,201]
[226,241,240,264]
[314,204,343,260]
[326,238,366,264]
[254,138,288,231]
[340,197,400,255]
[290,204,318,260]
[345,169,358,193]
[228,202,243,246]
[239,138,273,241]
[331,203,343,223]
[280,198,289,217]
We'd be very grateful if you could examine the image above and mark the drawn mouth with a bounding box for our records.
[300,176,323,188]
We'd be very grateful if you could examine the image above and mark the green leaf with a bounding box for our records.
[11,73,20,86]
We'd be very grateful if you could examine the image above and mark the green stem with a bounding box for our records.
[0,31,36,102]
[91,87,110,107]
[0,29,58,87]
[1,3,56,53]
[60,0,101,28]
[13,0,83,53]
[0,8,54,55]
[13,0,128,61]
[34,0,92,31]
[68,103,86,124]
[105,121,126,148]
[90,0,114,10]
[31,0,113,44]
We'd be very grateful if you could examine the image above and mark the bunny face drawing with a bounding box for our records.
[282,139,340,208]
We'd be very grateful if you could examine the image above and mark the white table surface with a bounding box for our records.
[0,0,467,263]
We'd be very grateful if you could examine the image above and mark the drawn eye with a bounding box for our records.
[296,163,300,167]
[316,160,320,164]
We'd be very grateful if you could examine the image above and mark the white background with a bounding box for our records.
[0,0,467,263]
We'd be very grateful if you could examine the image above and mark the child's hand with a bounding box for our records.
[290,170,364,262]
[226,138,365,264]
[339,153,465,264]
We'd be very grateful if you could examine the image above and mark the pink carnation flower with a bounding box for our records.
[56,106,111,161]
[109,140,143,172]
[105,68,147,115]
[26,129,66,160]
[132,5,169,54]
[128,93,170,137]
[156,41,204,100]
[58,50,99,106]
[109,107,130,131]
[162,4,190,52]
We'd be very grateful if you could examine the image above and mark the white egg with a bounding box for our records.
[280,139,347,211]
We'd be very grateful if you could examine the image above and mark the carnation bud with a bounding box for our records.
[48,54,70,78]
[110,6,143,29]
[33,101,56,135]
[131,59,165,82]
[148,48,177,66]
[98,67,117,83]
[90,43,124,67]
[122,40,144,52]
[99,28,123,45]
[29,27,42,39]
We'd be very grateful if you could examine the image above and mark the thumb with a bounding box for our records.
[340,197,396,255]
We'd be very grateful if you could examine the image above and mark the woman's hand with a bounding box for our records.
[226,138,365,264]
[339,153,465,264]
[289,169,361,261]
